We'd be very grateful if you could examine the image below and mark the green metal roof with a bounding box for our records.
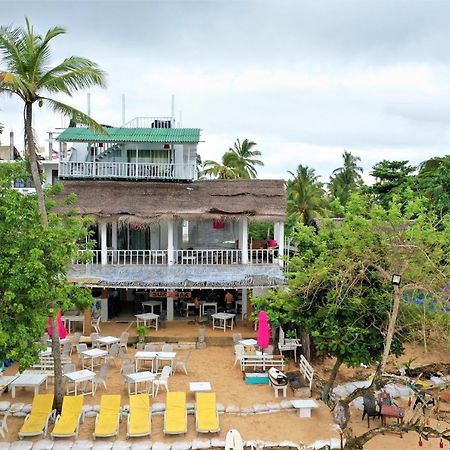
[57,127,201,143]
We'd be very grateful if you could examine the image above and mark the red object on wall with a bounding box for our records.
[213,219,225,229]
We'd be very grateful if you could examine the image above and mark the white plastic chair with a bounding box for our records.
[0,412,9,439]
[153,366,172,397]
[69,332,81,355]
[94,364,110,394]
[144,343,157,352]
[173,352,190,375]
[278,327,301,362]
[232,333,242,345]
[63,363,76,374]
[92,317,101,334]
[104,343,120,366]
[233,344,245,366]
[77,343,88,367]
[119,332,129,352]
[161,343,173,352]
[90,332,100,348]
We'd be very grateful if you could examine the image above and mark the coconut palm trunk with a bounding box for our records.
[50,314,64,411]
[24,102,48,224]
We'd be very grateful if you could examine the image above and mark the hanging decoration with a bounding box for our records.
[131,222,145,231]
[213,219,225,229]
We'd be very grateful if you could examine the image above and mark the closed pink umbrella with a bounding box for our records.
[257,310,270,351]
[47,310,68,339]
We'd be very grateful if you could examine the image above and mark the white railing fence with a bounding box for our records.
[74,249,281,266]
[59,161,195,180]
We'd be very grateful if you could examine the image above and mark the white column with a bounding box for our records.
[166,291,174,321]
[241,289,248,320]
[100,222,108,265]
[277,221,285,268]
[167,217,174,265]
[240,217,248,264]
[112,222,118,250]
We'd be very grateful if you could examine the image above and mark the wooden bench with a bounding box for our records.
[240,355,285,372]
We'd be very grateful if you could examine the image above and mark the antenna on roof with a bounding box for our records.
[171,94,175,127]
[122,94,126,126]
[179,111,182,128]
[87,93,91,116]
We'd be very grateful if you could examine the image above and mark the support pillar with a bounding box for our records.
[111,222,118,250]
[166,291,174,321]
[277,221,285,268]
[167,217,174,265]
[100,222,107,265]
[241,289,248,320]
[240,217,248,264]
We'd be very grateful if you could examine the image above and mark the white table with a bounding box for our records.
[239,339,258,346]
[135,313,159,331]
[81,348,107,371]
[212,313,235,332]
[201,302,218,316]
[126,371,155,395]
[65,369,96,396]
[10,373,48,398]
[142,300,163,315]
[135,351,177,372]
[61,315,84,333]
[291,399,320,418]
[96,336,120,351]
[189,382,212,393]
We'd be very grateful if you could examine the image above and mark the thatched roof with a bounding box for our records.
[68,264,286,289]
[57,179,286,222]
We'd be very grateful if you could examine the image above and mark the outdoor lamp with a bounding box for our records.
[392,274,402,286]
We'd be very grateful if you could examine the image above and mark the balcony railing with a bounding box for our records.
[74,249,279,265]
[59,161,195,181]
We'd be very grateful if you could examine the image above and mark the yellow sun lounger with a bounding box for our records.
[94,394,122,439]
[164,392,187,435]
[127,394,151,438]
[51,395,84,439]
[18,394,55,438]
[195,392,220,433]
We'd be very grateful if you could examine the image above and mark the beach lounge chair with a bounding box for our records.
[127,393,151,438]
[164,392,187,435]
[195,392,220,433]
[19,393,55,438]
[51,395,84,439]
[93,394,121,439]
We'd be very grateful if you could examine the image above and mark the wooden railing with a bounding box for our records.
[59,161,195,180]
[74,249,280,265]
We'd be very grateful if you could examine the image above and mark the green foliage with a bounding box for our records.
[202,138,263,179]
[256,193,450,373]
[249,222,273,240]
[0,163,93,369]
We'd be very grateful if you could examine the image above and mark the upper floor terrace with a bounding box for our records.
[57,119,201,182]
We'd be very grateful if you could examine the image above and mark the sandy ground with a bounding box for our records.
[1,321,449,448]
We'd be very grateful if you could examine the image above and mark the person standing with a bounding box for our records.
[224,290,235,313]
[193,295,202,324]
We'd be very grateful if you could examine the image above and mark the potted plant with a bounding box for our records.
[135,325,148,349]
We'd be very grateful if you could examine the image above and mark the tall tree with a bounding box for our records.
[0,162,93,410]
[285,164,326,226]
[202,138,263,179]
[0,17,106,223]
[367,159,416,207]
[328,151,364,205]
[227,138,263,179]
[0,18,105,411]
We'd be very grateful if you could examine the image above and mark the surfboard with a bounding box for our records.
[268,367,288,386]
[225,429,244,450]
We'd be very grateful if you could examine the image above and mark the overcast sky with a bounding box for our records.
[1,0,450,183]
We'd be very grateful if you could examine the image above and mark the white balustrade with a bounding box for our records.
[59,161,194,181]
[74,249,278,265]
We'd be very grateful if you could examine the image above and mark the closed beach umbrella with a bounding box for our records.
[47,310,68,339]
[257,310,270,351]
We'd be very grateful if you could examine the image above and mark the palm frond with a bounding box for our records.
[42,97,107,134]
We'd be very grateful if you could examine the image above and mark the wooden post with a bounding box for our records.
[246,289,253,328]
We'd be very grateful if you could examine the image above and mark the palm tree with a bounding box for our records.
[203,151,241,179]
[0,18,106,411]
[329,151,364,205]
[0,18,106,224]
[228,138,263,179]
[286,165,326,225]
